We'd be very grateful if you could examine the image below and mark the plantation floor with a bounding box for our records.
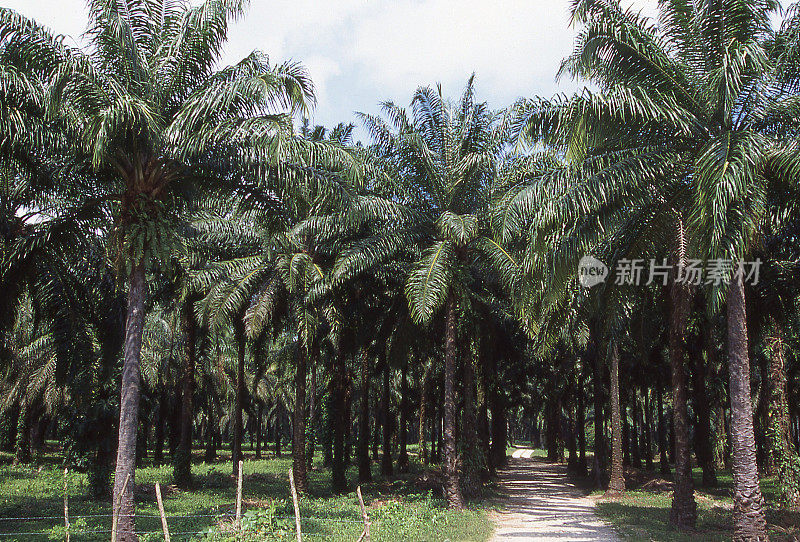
[592,465,800,541]
[497,446,800,541]
[489,450,619,541]
[0,446,493,541]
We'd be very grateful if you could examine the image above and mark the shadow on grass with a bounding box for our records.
[596,499,731,542]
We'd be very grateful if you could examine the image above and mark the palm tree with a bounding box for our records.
[510,0,800,535]
[746,206,800,507]
[1,295,66,463]
[142,265,202,489]
[1,1,317,536]
[357,76,518,508]
[196,162,363,491]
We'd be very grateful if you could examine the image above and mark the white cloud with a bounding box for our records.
[347,0,577,104]
[3,0,789,142]
[3,0,88,45]
[302,54,342,110]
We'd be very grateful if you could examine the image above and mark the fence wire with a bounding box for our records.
[1,467,376,540]
[0,512,376,539]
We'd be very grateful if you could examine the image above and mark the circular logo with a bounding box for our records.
[578,255,608,288]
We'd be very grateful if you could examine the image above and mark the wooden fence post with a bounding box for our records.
[289,469,302,542]
[110,473,131,542]
[155,482,171,542]
[63,468,70,542]
[236,460,244,532]
[356,486,371,542]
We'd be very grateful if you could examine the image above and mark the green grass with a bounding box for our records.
[13,442,799,541]
[0,447,493,541]
[591,463,800,541]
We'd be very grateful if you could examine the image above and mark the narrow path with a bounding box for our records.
[489,451,620,541]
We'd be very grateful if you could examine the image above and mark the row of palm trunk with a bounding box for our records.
[531,262,795,542]
[112,291,509,515]
[110,264,796,541]
[587,275,779,541]
[597,274,771,539]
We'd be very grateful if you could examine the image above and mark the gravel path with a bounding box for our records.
[489,451,620,541]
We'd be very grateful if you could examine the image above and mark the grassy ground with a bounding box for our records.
[590,462,800,541]
[0,446,493,541]
[13,440,795,541]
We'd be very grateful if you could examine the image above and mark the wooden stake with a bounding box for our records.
[356,486,371,542]
[63,468,70,542]
[236,460,243,531]
[111,472,131,542]
[289,469,302,542]
[155,483,171,542]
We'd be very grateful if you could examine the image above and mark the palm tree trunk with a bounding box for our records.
[419,363,430,465]
[307,364,317,471]
[380,357,393,476]
[275,407,282,457]
[175,308,196,489]
[756,354,772,474]
[153,390,165,466]
[204,405,217,462]
[489,349,507,469]
[255,403,262,460]
[767,319,800,508]
[261,410,272,462]
[567,399,578,473]
[332,349,347,491]
[372,397,380,460]
[607,342,625,494]
[232,319,245,477]
[322,392,332,468]
[398,363,410,472]
[430,395,438,463]
[344,381,353,466]
[643,388,653,471]
[444,294,464,508]
[590,320,606,487]
[137,418,147,465]
[727,275,768,540]
[168,409,179,458]
[358,348,372,483]
[657,386,670,476]
[622,394,630,467]
[668,222,697,528]
[690,331,717,487]
[293,344,308,493]
[13,402,30,465]
[546,395,560,462]
[477,350,492,478]
[436,396,444,463]
[91,437,113,500]
[577,373,587,476]
[631,393,641,469]
[113,261,146,542]
[461,354,481,482]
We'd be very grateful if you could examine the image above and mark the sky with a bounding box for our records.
[0,0,668,142]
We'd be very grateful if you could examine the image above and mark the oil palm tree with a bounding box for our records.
[195,180,349,491]
[0,1,320,536]
[195,116,380,489]
[0,295,66,463]
[747,202,800,508]
[356,76,519,508]
[510,0,799,535]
